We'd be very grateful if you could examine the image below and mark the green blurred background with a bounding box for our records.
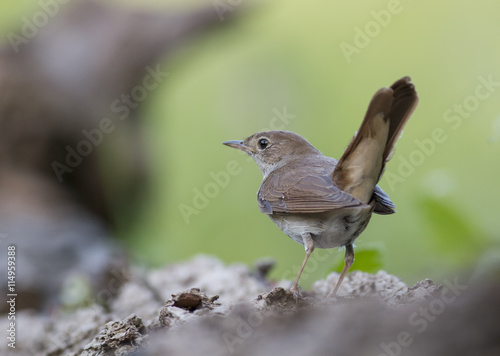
[2,0,499,288]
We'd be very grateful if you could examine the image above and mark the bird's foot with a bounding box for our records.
[326,291,339,302]
[290,285,302,300]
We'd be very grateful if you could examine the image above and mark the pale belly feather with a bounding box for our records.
[268,206,373,249]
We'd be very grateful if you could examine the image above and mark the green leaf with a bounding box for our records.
[327,243,385,275]
[419,196,489,265]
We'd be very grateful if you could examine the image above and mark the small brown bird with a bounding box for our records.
[224,77,418,297]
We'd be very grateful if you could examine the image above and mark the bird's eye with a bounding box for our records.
[258,138,269,150]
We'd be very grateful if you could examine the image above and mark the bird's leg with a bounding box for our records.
[328,243,354,298]
[290,233,314,298]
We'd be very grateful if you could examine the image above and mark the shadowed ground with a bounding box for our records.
[1,255,497,356]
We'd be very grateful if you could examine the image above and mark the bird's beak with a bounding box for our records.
[223,140,254,154]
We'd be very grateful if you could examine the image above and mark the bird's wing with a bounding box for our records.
[257,165,368,215]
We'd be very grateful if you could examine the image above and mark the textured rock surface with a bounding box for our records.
[0,255,498,356]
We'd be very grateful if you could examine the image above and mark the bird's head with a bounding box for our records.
[223,130,320,177]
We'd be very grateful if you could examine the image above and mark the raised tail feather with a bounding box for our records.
[332,76,418,204]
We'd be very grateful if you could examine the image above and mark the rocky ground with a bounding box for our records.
[1,255,499,356]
